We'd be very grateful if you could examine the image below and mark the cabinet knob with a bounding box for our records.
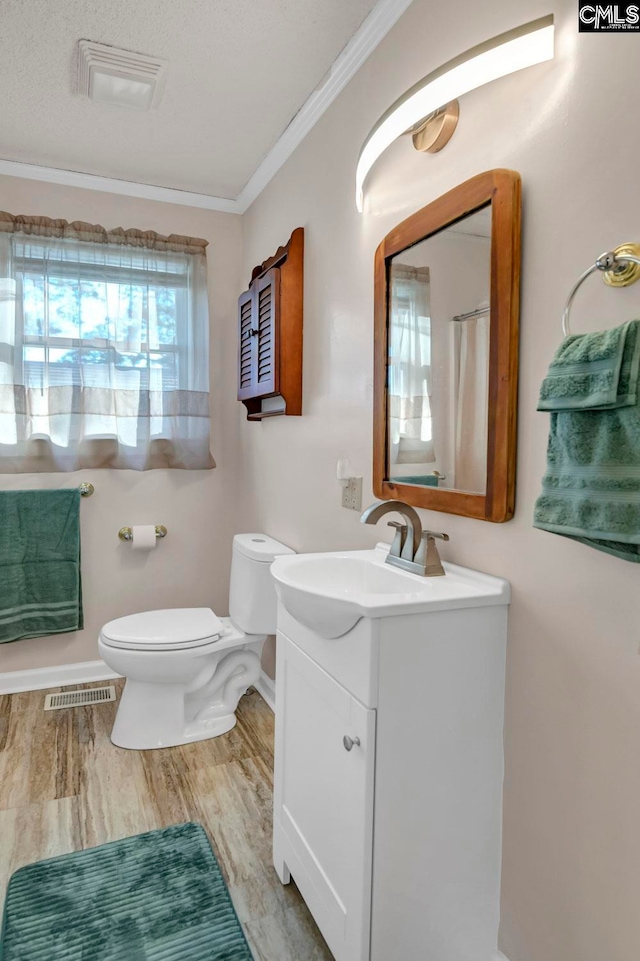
[343,735,361,752]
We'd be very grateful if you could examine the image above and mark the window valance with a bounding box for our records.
[0,211,208,255]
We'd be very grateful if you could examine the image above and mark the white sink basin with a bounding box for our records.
[271,543,510,638]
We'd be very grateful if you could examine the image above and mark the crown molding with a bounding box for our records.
[235,0,416,212]
[0,158,240,213]
[0,0,415,216]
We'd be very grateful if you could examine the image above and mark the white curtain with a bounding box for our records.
[0,214,213,471]
[388,264,434,466]
[453,312,489,493]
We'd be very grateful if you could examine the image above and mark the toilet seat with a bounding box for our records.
[101,608,224,652]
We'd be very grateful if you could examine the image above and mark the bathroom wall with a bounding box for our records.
[0,174,243,675]
[240,1,640,959]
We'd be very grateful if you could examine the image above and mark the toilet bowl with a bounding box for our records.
[99,533,294,750]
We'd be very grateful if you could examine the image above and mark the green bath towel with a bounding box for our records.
[0,489,83,643]
[534,320,640,562]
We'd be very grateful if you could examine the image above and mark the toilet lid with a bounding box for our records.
[100,608,223,651]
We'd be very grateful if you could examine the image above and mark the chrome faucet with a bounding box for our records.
[360,500,449,577]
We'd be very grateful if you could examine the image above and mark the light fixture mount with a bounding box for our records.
[77,40,168,111]
[356,14,554,211]
[411,101,459,153]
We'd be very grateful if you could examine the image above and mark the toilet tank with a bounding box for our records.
[229,533,295,635]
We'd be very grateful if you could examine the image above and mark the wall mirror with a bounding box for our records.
[374,169,521,522]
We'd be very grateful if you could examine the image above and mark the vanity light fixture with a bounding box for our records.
[355,14,554,211]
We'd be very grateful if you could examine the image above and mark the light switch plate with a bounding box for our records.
[342,477,363,511]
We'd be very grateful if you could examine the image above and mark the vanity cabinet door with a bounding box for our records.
[274,634,376,961]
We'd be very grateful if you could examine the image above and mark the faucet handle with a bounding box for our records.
[387,521,407,558]
[414,530,449,576]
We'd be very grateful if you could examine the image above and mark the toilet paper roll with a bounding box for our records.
[131,525,157,552]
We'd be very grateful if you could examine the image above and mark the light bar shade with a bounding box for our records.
[356,15,554,211]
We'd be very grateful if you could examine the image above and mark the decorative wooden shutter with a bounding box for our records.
[255,267,280,396]
[237,267,281,401]
[237,287,257,400]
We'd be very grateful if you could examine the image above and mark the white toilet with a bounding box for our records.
[99,533,294,750]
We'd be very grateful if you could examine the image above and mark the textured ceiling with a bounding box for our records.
[0,0,378,199]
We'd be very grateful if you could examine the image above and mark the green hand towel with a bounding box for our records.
[537,318,640,411]
[0,489,83,643]
[534,320,640,562]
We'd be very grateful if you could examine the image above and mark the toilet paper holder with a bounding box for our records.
[118,525,168,542]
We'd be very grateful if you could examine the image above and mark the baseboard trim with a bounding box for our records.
[0,659,120,695]
[254,672,276,712]
[1,660,278,711]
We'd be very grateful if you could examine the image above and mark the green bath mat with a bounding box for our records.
[0,822,253,961]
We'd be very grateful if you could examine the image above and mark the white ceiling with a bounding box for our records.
[0,0,380,201]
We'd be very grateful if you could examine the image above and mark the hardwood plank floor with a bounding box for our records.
[0,680,333,960]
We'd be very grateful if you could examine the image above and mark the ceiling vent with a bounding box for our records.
[78,40,168,111]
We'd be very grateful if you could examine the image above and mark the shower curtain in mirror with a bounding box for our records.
[388,264,434,466]
[453,311,489,493]
[0,213,213,471]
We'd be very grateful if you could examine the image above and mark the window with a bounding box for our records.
[388,263,434,466]
[0,215,213,471]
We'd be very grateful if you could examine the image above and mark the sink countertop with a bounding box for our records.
[271,543,510,639]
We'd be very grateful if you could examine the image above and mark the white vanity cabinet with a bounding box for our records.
[272,564,509,961]
[273,635,376,960]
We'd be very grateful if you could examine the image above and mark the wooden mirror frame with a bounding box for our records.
[373,169,521,522]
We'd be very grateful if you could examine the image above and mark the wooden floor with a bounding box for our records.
[0,680,332,960]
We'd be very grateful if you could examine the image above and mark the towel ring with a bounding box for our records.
[562,243,640,337]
